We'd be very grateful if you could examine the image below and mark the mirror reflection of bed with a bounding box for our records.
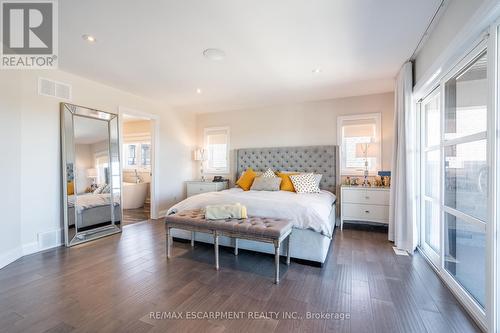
[121,116,153,225]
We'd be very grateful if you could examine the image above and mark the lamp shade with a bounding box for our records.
[193,148,208,161]
[355,142,378,158]
[86,168,97,178]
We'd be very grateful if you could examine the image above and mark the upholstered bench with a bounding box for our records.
[165,209,293,283]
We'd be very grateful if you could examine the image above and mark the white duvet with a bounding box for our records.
[68,193,119,213]
[167,188,336,237]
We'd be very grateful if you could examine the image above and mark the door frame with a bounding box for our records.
[418,87,441,268]
[118,106,160,220]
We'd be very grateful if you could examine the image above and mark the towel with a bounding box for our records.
[205,203,248,220]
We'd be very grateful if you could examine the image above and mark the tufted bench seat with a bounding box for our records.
[165,209,292,283]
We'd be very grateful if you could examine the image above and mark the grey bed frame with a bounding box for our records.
[172,145,338,265]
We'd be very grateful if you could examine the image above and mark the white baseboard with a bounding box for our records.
[0,246,23,269]
[22,242,39,256]
[0,229,63,270]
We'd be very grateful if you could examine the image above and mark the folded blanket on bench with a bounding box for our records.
[205,203,248,220]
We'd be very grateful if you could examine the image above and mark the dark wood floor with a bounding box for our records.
[123,204,150,226]
[0,220,480,333]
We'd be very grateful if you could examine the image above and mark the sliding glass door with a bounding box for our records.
[420,89,441,266]
[419,43,489,322]
[443,50,488,308]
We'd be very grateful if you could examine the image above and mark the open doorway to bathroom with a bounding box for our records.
[119,108,158,226]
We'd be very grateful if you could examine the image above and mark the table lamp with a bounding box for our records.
[193,148,208,181]
[355,142,378,186]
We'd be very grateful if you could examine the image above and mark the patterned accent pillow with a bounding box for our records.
[93,183,107,194]
[250,176,282,191]
[290,173,321,194]
[261,168,277,178]
[101,184,111,194]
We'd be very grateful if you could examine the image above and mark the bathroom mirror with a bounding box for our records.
[61,103,122,246]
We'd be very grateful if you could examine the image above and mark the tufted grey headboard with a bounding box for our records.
[236,145,338,194]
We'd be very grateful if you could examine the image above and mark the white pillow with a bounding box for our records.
[314,174,323,188]
[290,173,321,194]
[261,168,277,178]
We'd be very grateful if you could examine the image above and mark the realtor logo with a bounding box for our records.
[1,0,58,69]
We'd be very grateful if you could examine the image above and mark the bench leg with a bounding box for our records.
[191,231,195,247]
[234,238,238,256]
[286,236,291,266]
[274,240,280,284]
[214,233,219,270]
[166,227,172,258]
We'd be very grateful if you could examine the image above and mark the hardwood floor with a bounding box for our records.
[123,204,150,226]
[0,220,480,333]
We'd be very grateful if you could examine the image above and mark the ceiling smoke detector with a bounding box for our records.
[203,48,226,61]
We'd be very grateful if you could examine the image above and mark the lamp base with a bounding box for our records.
[363,160,369,186]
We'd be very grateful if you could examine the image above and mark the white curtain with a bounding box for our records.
[389,62,418,252]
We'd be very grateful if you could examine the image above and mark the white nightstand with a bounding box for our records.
[340,185,390,230]
[186,180,228,197]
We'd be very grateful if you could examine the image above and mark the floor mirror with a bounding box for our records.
[61,103,122,246]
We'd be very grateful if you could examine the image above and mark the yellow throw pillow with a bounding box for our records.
[236,168,257,191]
[67,181,74,195]
[277,172,299,192]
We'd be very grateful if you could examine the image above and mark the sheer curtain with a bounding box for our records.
[389,62,418,252]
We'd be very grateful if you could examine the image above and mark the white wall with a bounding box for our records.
[414,0,486,83]
[0,75,22,268]
[1,69,196,268]
[196,92,394,181]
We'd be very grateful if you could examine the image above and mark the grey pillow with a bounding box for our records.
[250,176,282,191]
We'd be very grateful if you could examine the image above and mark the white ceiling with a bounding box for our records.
[59,0,441,113]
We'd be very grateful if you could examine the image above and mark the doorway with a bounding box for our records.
[119,107,159,225]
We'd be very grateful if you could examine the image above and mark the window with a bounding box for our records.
[141,144,151,166]
[95,154,109,184]
[204,127,229,174]
[337,113,381,175]
[127,144,137,166]
[123,142,151,170]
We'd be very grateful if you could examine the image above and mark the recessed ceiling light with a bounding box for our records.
[203,48,225,61]
[196,88,202,94]
[312,68,322,74]
[82,34,96,43]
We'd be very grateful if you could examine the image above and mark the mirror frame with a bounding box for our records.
[60,103,122,246]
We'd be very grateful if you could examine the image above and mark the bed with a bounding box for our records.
[67,193,122,230]
[168,145,338,265]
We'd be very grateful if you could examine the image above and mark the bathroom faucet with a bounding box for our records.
[134,169,142,183]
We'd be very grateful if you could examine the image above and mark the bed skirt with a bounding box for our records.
[170,204,336,265]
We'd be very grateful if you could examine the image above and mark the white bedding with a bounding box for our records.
[167,188,336,237]
[68,193,119,213]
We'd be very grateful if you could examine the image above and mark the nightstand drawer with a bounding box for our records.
[186,181,228,197]
[342,203,389,222]
[342,189,389,205]
[187,184,216,196]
